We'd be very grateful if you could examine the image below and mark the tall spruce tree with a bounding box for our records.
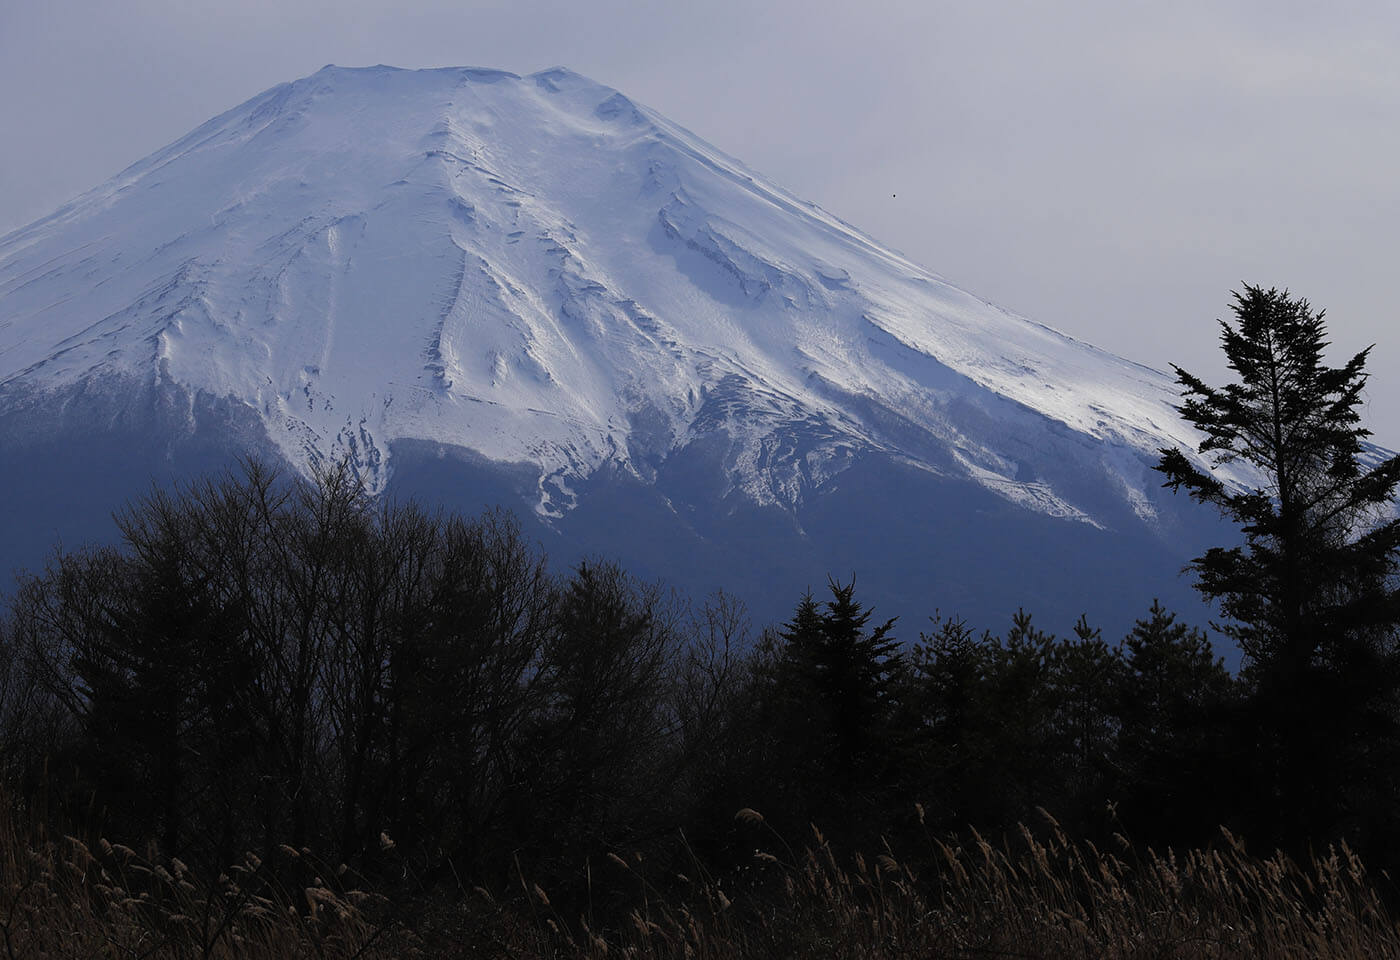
[1157,285,1400,840]
[758,581,902,839]
[1115,601,1235,842]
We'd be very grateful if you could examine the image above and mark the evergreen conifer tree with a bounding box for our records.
[760,581,902,837]
[909,615,990,823]
[1157,285,1400,840]
[1115,601,1235,842]
[1048,617,1122,811]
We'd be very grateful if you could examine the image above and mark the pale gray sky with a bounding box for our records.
[3,1,1398,444]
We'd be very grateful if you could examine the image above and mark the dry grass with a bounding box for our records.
[6,801,1400,958]
[0,807,414,959]
[450,808,1400,959]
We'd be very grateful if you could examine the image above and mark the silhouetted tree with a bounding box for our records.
[1157,285,1400,841]
[514,561,680,876]
[1047,616,1122,817]
[907,615,992,826]
[753,581,903,840]
[1114,601,1236,842]
[979,611,1061,822]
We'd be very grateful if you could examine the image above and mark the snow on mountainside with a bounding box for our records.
[0,64,1234,554]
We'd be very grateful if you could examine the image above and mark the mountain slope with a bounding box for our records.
[0,64,1239,637]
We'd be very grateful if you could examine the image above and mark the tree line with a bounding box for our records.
[0,283,1396,910]
[0,464,1241,890]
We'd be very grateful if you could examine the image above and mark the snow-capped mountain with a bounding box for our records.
[0,65,1235,637]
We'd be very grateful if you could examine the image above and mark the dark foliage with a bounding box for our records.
[0,458,1248,894]
[1115,601,1237,842]
[1157,285,1400,845]
[0,462,713,898]
[737,581,905,845]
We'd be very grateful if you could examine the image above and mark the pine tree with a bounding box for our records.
[525,561,676,864]
[1157,284,1400,840]
[759,581,902,837]
[1118,601,1231,747]
[909,615,989,798]
[1048,617,1122,809]
[981,611,1059,822]
[1115,601,1235,842]
[813,580,903,794]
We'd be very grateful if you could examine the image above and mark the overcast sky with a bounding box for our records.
[3,1,1397,444]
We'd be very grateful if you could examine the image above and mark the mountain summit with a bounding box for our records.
[0,65,1231,634]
